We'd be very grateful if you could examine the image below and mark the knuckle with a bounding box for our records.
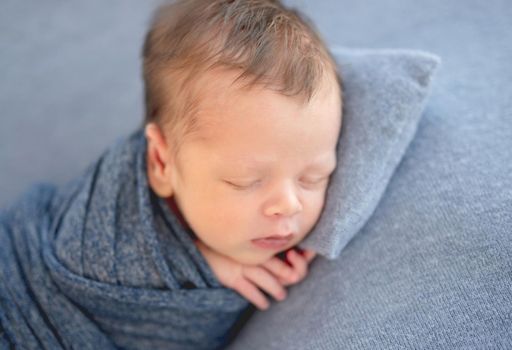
[287,267,297,279]
[228,274,243,288]
[282,263,293,274]
[289,272,300,283]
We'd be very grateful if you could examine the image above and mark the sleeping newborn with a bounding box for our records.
[0,0,342,349]
[142,0,342,311]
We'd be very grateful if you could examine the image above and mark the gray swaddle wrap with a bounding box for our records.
[0,130,250,349]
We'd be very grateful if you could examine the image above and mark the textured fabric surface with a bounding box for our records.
[300,48,440,259]
[0,131,249,349]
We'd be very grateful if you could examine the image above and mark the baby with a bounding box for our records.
[143,0,342,310]
[0,0,343,348]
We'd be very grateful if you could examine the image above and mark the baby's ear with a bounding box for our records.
[145,123,174,197]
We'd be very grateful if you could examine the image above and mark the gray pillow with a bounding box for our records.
[299,48,440,259]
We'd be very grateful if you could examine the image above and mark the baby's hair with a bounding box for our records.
[142,0,341,153]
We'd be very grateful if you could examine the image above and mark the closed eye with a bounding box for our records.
[224,180,259,190]
[299,177,329,187]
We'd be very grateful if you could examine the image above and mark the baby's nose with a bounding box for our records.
[263,182,303,218]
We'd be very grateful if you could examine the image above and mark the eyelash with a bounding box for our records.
[224,177,329,191]
[225,180,260,191]
[300,177,329,189]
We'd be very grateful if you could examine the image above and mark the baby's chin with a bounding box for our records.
[231,248,291,266]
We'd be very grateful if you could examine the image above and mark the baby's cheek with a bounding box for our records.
[300,193,326,234]
[206,199,252,235]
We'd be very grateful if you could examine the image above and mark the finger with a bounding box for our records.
[295,247,317,263]
[287,249,308,280]
[303,249,317,263]
[277,275,294,286]
[233,277,270,310]
[261,256,299,284]
[243,266,288,302]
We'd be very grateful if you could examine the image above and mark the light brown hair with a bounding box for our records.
[142,0,341,152]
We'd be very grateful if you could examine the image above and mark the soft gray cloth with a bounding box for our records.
[300,48,440,259]
[0,130,249,349]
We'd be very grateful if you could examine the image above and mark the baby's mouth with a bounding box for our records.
[251,234,294,249]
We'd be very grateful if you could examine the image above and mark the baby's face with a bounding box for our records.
[167,70,341,265]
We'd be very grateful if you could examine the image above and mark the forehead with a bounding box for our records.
[191,66,340,113]
[182,68,341,170]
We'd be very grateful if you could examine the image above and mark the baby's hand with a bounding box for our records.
[195,240,316,310]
